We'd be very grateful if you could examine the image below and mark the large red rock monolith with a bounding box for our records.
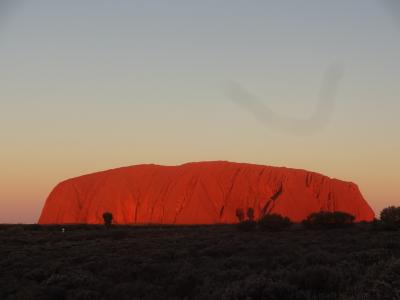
[38,161,375,224]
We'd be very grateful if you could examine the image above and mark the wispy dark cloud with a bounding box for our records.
[227,65,343,135]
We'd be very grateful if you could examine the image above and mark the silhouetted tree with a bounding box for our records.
[235,208,244,222]
[380,206,400,223]
[102,212,113,227]
[380,206,400,229]
[247,208,254,221]
[236,208,256,231]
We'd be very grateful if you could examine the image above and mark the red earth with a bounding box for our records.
[38,161,375,224]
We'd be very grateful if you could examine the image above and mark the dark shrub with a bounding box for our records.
[168,263,198,298]
[222,274,268,300]
[291,265,342,292]
[258,214,292,231]
[102,212,113,227]
[222,274,303,300]
[45,269,95,289]
[302,211,355,229]
[42,286,67,300]
[235,208,244,222]
[112,281,162,300]
[247,208,255,221]
[237,220,256,232]
[363,258,400,299]
[380,206,400,229]
[331,211,355,227]
[68,289,101,300]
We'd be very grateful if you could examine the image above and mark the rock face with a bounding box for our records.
[38,161,375,224]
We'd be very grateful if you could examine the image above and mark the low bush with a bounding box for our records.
[291,265,342,292]
[379,206,400,230]
[41,286,67,300]
[258,214,292,231]
[302,211,355,229]
[223,274,303,300]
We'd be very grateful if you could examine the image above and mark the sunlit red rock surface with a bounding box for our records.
[38,161,375,224]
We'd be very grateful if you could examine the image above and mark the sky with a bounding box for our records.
[0,0,399,223]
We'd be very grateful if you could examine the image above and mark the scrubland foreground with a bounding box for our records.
[1,224,400,300]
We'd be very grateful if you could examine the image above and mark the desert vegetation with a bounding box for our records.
[302,211,355,229]
[236,210,355,232]
[257,213,293,231]
[379,206,400,230]
[1,206,400,300]
[102,212,113,228]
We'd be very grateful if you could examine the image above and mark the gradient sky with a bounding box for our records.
[1,0,399,223]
